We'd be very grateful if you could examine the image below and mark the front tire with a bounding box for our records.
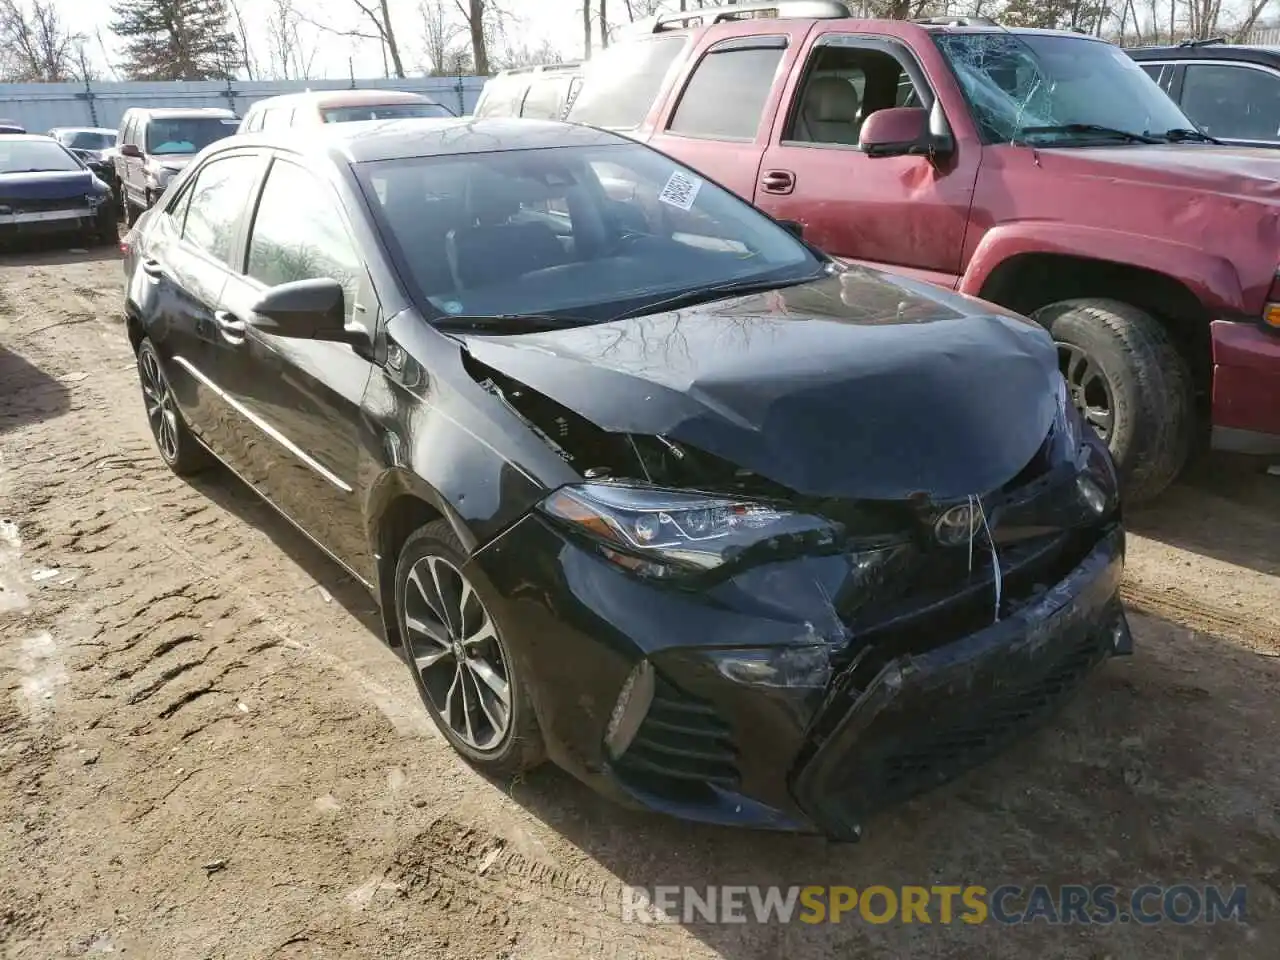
[136,338,210,476]
[1033,298,1194,505]
[394,520,544,778]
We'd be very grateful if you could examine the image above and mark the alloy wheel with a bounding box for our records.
[402,555,512,752]
[139,348,179,462]
[1057,342,1115,441]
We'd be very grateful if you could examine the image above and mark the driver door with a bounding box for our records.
[215,156,376,571]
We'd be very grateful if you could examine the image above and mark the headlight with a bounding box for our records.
[540,482,841,575]
[85,192,106,208]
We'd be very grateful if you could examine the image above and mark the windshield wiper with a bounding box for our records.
[1155,127,1222,144]
[1016,124,1162,144]
[433,314,592,334]
[609,270,828,323]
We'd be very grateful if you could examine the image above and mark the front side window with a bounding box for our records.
[358,142,821,326]
[787,45,923,146]
[146,116,239,156]
[935,33,1193,144]
[322,102,452,123]
[247,161,364,319]
[1180,64,1280,142]
[0,139,82,174]
[181,154,262,264]
[567,38,687,129]
[669,44,786,140]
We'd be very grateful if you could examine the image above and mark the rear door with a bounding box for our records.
[215,155,377,568]
[134,151,267,456]
[646,24,810,201]
[753,30,980,284]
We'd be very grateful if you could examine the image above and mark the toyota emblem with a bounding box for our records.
[934,503,982,546]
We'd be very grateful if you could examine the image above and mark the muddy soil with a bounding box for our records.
[2,250,1279,959]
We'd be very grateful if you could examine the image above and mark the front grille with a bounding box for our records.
[613,675,740,799]
[3,197,84,214]
[794,612,1117,838]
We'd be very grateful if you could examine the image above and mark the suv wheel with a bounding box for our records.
[394,520,545,779]
[1033,298,1194,505]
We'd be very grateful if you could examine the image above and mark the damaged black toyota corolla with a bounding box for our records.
[122,118,1131,839]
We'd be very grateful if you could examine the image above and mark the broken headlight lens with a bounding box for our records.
[541,483,840,574]
[1053,373,1082,453]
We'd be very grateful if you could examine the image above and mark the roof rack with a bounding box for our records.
[652,1,850,32]
[498,61,583,76]
[911,16,998,26]
[1177,36,1225,47]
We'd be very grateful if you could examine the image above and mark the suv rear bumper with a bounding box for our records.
[1211,319,1280,455]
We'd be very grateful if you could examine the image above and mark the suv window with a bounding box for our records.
[181,154,262,264]
[1180,63,1280,142]
[786,46,923,146]
[521,77,569,120]
[476,77,527,119]
[246,160,364,319]
[669,43,786,140]
[568,37,686,129]
[122,118,137,146]
[261,108,295,131]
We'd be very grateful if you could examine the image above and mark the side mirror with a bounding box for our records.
[250,278,365,348]
[119,143,142,158]
[778,219,805,240]
[858,107,930,158]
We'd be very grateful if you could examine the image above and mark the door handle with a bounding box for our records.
[214,310,246,340]
[140,258,165,278]
[760,170,796,195]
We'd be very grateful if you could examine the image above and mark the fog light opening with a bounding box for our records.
[1076,474,1109,515]
[604,660,655,760]
[1111,613,1134,656]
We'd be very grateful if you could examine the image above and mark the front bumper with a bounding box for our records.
[473,489,1128,836]
[0,207,100,239]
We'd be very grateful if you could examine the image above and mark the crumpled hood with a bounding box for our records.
[0,169,95,201]
[461,269,1060,501]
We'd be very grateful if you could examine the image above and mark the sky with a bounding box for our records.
[56,0,595,82]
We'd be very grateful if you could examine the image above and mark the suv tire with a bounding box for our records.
[1033,298,1193,505]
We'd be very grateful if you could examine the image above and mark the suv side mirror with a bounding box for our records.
[859,107,930,158]
[119,143,142,158]
[250,278,366,348]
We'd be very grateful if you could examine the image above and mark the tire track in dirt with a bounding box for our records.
[1122,581,1280,649]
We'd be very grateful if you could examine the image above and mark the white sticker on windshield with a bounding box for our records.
[658,171,702,211]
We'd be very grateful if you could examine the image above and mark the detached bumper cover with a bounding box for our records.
[792,526,1126,839]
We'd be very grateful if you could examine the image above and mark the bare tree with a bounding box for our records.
[0,0,83,82]
[1230,0,1273,40]
[267,0,317,80]
[420,0,464,74]
[495,38,564,69]
[599,0,609,47]
[583,1,592,57]
[227,0,258,79]
[454,0,501,75]
[304,0,406,78]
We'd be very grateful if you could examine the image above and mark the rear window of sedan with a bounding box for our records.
[322,102,452,123]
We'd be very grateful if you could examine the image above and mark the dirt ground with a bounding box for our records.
[2,247,1279,960]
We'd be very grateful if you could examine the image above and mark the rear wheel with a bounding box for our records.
[136,338,211,476]
[1032,297,1194,505]
[394,520,544,779]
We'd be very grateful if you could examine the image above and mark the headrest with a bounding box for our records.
[805,77,861,123]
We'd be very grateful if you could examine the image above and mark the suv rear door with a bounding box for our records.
[645,21,812,201]
[753,25,981,284]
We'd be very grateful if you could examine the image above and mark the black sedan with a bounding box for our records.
[121,118,1131,838]
[1,135,116,247]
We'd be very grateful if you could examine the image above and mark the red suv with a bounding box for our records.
[565,3,1280,503]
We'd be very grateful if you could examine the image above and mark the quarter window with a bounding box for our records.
[668,44,785,140]
[1180,64,1280,142]
[246,161,364,319]
[181,154,261,264]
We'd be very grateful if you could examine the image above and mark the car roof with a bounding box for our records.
[223,117,626,164]
[1127,43,1280,66]
[124,107,238,119]
[50,126,116,134]
[249,89,441,111]
[0,134,64,144]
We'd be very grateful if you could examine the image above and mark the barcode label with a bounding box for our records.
[658,171,702,211]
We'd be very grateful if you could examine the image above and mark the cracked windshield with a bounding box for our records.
[934,33,1195,145]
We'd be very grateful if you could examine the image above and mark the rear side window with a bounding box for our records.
[475,78,527,118]
[669,43,786,140]
[568,38,687,129]
[181,154,262,265]
[261,108,295,131]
